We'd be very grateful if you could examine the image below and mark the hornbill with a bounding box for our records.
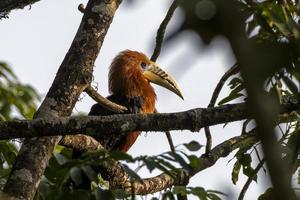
[89,50,183,152]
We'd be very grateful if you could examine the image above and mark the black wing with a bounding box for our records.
[88,94,144,151]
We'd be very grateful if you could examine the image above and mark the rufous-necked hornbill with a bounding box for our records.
[89,50,183,152]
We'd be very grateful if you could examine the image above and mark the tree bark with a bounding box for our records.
[0,100,298,140]
[109,135,257,195]
[0,0,39,16]
[3,0,122,199]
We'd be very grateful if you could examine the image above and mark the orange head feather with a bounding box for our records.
[109,50,156,113]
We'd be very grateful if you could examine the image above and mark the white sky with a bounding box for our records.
[0,0,273,199]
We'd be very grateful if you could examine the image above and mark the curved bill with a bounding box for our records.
[143,62,184,100]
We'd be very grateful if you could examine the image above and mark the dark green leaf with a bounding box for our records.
[232,160,241,185]
[173,186,189,195]
[162,191,175,200]
[109,151,133,161]
[218,92,244,105]
[93,188,115,200]
[122,164,142,181]
[188,155,202,169]
[207,193,222,200]
[190,187,207,200]
[183,141,203,151]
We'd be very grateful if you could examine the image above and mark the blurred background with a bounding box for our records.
[0,0,272,199]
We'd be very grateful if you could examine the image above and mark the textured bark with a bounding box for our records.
[113,134,257,195]
[0,0,39,16]
[85,85,127,113]
[76,134,256,195]
[0,100,298,140]
[61,134,102,151]
[3,0,122,199]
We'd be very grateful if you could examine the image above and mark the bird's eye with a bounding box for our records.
[140,62,147,69]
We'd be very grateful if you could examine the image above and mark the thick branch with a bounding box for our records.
[67,109,298,196]
[0,100,298,140]
[85,135,256,195]
[3,0,122,199]
[0,0,39,16]
[115,134,257,195]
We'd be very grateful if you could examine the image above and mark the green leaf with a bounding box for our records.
[69,190,92,200]
[173,186,189,195]
[207,193,222,200]
[228,77,243,89]
[0,62,17,80]
[188,155,202,169]
[109,151,133,161]
[183,141,203,151]
[243,166,257,182]
[122,164,142,181]
[169,152,188,169]
[190,187,207,200]
[69,167,84,186]
[232,160,241,185]
[162,191,176,200]
[93,188,115,200]
[218,92,244,105]
[239,154,252,166]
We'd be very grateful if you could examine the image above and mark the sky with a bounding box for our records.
[0,0,272,199]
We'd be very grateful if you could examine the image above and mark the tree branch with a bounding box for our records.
[150,0,182,155]
[150,0,182,62]
[238,159,265,200]
[83,134,256,196]
[0,100,298,140]
[61,107,298,196]
[84,85,127,113]
[204,63,239,154]
[0,0,40,17]
[3,0,122,199]
[115,134,257,195]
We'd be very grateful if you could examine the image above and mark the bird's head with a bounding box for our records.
[109,50,183,99]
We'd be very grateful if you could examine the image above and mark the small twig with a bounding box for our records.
[165,131,176,153]
[253,146,266,173]
[150,0,182,62]
[238,159,265,200]
[204,127,212,154]
[207,63,239,108]
[78,3,85,13]
[154,109,176,153]
[84,85,127,113]
[150,0,181,153]
[204,63,239,154]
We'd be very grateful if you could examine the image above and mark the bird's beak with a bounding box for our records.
[143,62,184,100]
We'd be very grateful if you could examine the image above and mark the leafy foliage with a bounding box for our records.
[2,0,300,199]
[34,141,207,200]
[172,186,225,200]
[175,0,300,199]
[0,62,40,190]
